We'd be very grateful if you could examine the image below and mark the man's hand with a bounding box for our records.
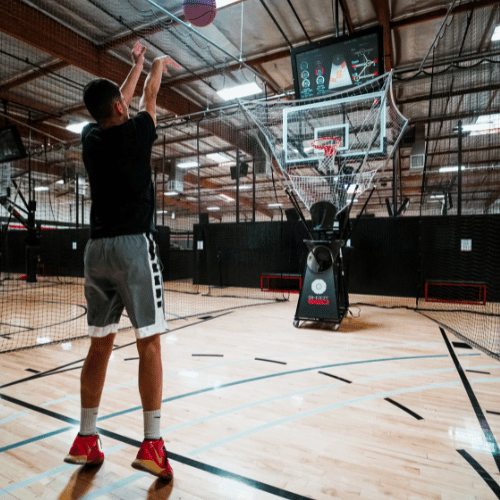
[155,55,181,74]
[120,42,147,106]
[132,41,147,66]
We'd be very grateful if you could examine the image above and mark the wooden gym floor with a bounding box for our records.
[1,295,500,500]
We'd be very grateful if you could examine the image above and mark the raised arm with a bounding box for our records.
[120,42,147,106]
[139,55,180,126]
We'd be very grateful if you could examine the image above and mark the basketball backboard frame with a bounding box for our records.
[282,89,387,164]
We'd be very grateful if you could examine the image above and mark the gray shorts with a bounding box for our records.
[84,233,168,339]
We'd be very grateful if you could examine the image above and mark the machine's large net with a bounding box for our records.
[239,72,408,214]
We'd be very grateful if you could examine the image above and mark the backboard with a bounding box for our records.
[282,89,387,165]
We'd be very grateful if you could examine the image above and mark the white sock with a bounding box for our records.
[144,409,161,440]
[80,407,99,436]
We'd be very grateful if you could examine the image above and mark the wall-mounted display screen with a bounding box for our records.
[290,26,384,99]
[0,125,28,164]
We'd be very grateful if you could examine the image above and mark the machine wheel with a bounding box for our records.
[293,320,299,328]
[333,324,340,331]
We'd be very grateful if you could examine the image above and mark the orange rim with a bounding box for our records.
[311,137,342,157]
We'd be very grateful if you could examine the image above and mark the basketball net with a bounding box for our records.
[311,137,342,174]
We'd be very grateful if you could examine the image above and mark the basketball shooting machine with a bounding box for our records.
[240,72,408,329]
[288,138,356,329]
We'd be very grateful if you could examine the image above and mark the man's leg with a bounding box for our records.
[137,334,163,411]
[81,333,117,408]
[64,333,115,465]
[132,334,172,480]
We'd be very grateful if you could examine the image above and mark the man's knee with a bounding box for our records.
[89,334,115,354]
[137,334,161,357]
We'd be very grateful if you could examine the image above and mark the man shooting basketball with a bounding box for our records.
[64,42,179,480]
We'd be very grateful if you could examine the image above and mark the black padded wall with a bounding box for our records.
[193,215,500,302]
[348,217,421,297]
[193,221,308,288]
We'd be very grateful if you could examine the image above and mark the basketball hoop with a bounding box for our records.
[311,137,342,173]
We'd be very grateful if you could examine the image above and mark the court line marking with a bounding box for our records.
[0,426,74,453]
[318,371,352,383]
[384,397,423,420]
[457,449,500,498]
[255,357,287,364]
[440,328,500,474]
[0,410,30,425]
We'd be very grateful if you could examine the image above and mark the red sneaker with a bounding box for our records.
[64,434,104,465]
[131,438,173,480]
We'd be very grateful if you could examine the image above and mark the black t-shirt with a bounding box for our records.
[82,111,158,239]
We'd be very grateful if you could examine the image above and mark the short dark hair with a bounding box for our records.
[83,79,121,122]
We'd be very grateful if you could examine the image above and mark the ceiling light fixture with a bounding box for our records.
[439,166,462,173]
[268,203,282,207]
[164,191,179,196]
[207,152,231,162]
[177,161,199,169]
[216,0,240,8]
[217,82,262,101]
[66,121,89,134]
[206,206,220,211]
[219,193,234,202]
[492,25,500,42]
[462,114,500,134]
[34,186,49,191]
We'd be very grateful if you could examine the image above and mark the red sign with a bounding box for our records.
[308,298,329,305]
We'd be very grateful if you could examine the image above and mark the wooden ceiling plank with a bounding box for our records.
[372,0,393,71]
[0,60,69,93]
